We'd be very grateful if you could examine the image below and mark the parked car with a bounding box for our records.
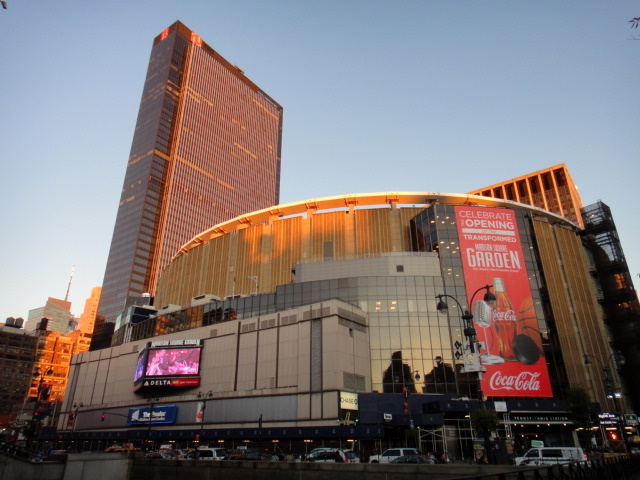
[514,447,587,466]
[228,448,266,460]
[305,448,348,463]
[185,447,229,460]
[369,448,421,463]
[390,454,430,464]
[343,449,360,463]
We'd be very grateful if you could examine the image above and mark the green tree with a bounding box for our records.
[470,409,500,464]
[564,387,594,449]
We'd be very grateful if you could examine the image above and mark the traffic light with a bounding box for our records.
[101,413,106,422]
[609,431,618,441]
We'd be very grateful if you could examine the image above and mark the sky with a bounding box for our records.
[1,1,638,321]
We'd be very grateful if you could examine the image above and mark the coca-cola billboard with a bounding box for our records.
[454,206,552,398]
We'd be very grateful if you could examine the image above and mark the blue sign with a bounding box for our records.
[127,405,177,425]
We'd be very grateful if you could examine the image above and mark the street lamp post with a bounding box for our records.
[71,402,84,433]
[436,285,496,401]
[196,390,213,448]
[147,397,159,451]
[30,366,54,443]
[436,285,497,463]
[583,353,627,453]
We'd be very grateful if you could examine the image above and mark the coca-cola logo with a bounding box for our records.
[493,309,516,321]
[489,371,541,391]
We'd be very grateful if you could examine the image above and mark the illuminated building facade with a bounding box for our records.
[96,21,283,332]
[76,286,101,342]
[60,193,633,457]
[467,163,583,227]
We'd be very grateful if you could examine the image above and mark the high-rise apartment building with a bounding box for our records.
[97,21,283,331]
[467,163,583,227]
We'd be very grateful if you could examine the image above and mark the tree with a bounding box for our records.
[470,409,500,464]
[564,387,595,450]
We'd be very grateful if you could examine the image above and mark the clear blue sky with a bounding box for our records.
[1,1,638,321]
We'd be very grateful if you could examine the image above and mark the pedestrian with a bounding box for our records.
[426,451,436,464]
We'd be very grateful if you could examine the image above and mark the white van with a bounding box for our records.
[515,447,587,466]
[187,447,229,460]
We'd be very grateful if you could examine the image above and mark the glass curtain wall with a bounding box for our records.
[410,205,562,399]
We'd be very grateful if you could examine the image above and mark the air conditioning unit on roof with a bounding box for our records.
[157,304,182,315]
[191,294,221,307]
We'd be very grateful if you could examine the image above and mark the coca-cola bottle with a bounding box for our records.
[492,278,517,361]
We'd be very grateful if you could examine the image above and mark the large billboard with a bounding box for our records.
[133,339,203,391]
[455,206,552,397]
[145,347,201,377]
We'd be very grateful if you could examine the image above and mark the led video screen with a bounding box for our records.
[133,348,149,382]
[144,347,202,377]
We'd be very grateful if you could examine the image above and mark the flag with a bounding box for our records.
[67,411,76,428]
[195,401,205,423]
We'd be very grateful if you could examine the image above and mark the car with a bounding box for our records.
[369,448,421,463]
[390,455,430,464]
[185,447,229,460]
[144,451,175,459]
[305,448,348,463]
[343,449,360,463]
[514,447,587,466]
[228,448,266,460]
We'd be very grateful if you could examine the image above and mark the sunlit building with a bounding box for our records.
[61,192,632,458]
[96,20,283,334]
[467,163,583,227]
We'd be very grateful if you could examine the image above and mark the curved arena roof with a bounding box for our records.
[176,191,576,259]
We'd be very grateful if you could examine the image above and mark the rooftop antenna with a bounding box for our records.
[65,265,75,302]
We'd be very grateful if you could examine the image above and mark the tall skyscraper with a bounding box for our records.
[97,21,283,331]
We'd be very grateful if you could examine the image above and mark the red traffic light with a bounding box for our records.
[101,414,106,421]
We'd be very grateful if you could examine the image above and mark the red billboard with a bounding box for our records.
[455,206,552,397]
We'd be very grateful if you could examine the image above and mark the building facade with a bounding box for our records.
[59,192,634,459]
[467,164,583,227]
[96,20,283,330]
[26,297,73,335]
[0,320,37,427]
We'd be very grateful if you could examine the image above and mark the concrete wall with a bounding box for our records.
[1,453,607,480]
[128,459,529,480]
[0,454,64,480]
[62,453,132,480]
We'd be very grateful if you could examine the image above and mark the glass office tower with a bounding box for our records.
[97,21,283,334]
